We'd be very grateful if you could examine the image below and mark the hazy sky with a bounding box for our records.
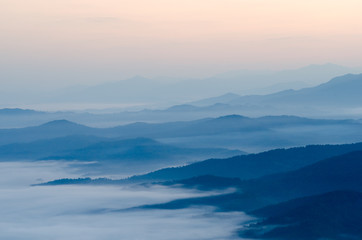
[1,0,362,88]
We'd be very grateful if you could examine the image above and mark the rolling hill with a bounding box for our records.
[128,142,362,182]
[0,135,242,169]
[243,191,362,240]
[42,137,243,164]
[144,150,362,213]
[2,115,362,154]
[0,135,106,159]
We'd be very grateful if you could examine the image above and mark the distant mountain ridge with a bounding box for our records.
[3,63,359,108]
[0,135,243,170]
[190,93,241,106]
[0,135,107,159]
[0,108,44,115]
[57,64,362,104]
[2,72,362,129]
[42,137,243,164]
[223,73,362,107]
[183,73,362,118]
[2,114,362,157]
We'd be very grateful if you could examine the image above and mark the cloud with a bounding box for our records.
[0,161,251,239]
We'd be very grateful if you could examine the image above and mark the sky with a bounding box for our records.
[1,0,362,89]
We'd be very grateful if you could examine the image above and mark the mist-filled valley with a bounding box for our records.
[0,161,251,240]
[1,71,362,239]
[2,1,362,237]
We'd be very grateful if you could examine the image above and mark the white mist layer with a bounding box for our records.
[0,161,250,240]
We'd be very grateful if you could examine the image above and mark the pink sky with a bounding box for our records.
[1,0,362,86]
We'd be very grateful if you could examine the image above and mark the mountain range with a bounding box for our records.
[228,73,362,107]
[44,142,362,194]
[4,63,359,108]
[42,137,243,164]
[127,142,362,182]
[35,137,362,239]
[138,150,362,239]
[1,71,362,130]
[3,64,362,240]
[2,115,362,154]
[190,73,362,118]
[0,135,242,176]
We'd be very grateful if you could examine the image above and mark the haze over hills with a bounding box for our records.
[4,0,362,238]
[228,73,362,107]
[1,64,361,110]
[40,64,362,106]
[0,104,265,128]
[2,71,362,130]
[2,115,362,153]
[20,116,362,239]
[0,136,242,176]
[190,93,241,107]
[209,63,362,92]
[189,73,362,117]
[0,135,107,160]
[0,120,97,145]
[42,137,243,165]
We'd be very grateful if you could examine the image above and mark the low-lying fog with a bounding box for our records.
[0,161,250,240]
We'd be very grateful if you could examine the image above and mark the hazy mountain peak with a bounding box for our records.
[0,108,41,114]
[324,73,362,85]
[220,92,240,98]
[214,114,248,121]
[40,119,83,127]
[167,104,199,111]
[190,92,241,106]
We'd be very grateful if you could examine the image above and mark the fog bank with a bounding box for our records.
[0,161,250,239]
